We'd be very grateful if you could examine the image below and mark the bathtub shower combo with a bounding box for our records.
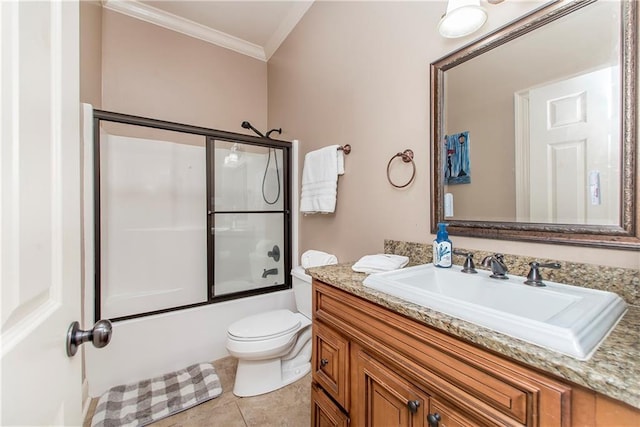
[83,108,301,396]
[92,111,292,322]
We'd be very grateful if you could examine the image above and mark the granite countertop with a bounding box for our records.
[307,263,640,410]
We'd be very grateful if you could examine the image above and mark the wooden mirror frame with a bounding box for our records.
[430,0,639,250]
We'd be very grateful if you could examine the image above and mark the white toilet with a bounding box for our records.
[226,266,312,397]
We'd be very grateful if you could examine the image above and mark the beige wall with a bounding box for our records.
[101,9,268,133]
[80,1,102,107]
[268,1,640,269]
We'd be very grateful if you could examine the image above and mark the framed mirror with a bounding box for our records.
[430,0,639,249]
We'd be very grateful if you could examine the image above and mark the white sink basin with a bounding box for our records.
[363,264,627,360]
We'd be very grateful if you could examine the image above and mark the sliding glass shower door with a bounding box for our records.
[209,139,290,298]
[97,122,209,320]
[93,111,291,322]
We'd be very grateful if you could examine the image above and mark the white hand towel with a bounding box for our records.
[352,254,410,274]
[300,145,343,214]
[301,250,339,268]
[337,149,345,175]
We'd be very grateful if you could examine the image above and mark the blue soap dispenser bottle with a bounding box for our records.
[433,223,452,268]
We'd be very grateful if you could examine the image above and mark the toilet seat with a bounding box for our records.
[228,309,303,342]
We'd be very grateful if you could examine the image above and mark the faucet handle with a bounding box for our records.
[480,253,509,279]
[453,251,477,274]
[481,253,504,266]
[524,261,561,287]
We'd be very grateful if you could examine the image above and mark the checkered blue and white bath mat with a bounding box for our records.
[91,362,222,427]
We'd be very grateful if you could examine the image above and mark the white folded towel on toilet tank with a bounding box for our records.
[351,254,409,274]
[301,250,339,268]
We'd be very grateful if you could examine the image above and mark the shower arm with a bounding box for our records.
[266,128,282,138]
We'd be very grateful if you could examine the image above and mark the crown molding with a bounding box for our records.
[103,0,267,61]
[264,1,313,60]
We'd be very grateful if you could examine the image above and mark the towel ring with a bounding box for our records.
[387,149,415,188]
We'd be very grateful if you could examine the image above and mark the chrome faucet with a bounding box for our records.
[262,268,278,278]
[481,253,508,279]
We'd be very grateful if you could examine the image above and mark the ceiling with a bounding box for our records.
[103,0,314,62]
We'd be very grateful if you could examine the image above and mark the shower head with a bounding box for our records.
[240,121,264,138]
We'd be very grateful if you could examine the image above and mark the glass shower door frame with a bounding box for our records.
[92,109,292,322]
[206,136,292,302]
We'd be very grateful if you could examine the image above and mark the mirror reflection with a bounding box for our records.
[443,0,620,225]
[431,0,639,249]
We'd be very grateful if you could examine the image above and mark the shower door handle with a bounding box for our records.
[66,319,112,357]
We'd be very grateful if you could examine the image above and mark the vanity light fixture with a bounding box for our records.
[438,0,488,38]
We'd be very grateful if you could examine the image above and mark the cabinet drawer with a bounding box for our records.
[313,321,349,409]
[312,383,349,427]
[430,397,520,427]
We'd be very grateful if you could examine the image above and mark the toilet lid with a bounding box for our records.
[228,309,302,341]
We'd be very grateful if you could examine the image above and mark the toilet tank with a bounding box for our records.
[291,266,312,318]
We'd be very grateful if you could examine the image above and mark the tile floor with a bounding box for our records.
[83,357,311,427]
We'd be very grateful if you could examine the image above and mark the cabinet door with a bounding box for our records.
[313,321,350,409]
[312,383,350,427]
[352,346,429,427]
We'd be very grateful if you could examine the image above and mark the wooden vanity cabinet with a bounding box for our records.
[310,278,639,427]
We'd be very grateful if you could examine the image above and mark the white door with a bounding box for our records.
[524,67,620,224]
[1,1,83,425]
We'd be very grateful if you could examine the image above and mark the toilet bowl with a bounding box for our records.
[226,266,312,397]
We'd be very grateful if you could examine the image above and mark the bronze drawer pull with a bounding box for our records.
[320,358,329,367]
[427,413,441,427]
